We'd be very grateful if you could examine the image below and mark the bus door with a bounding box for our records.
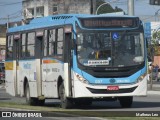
[13,34,21,96]
[64,26,73,97]
[35,31,44,98]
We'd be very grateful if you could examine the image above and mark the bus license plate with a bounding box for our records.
[107,86,119,91]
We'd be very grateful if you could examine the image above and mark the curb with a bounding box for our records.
[147,90,160,95]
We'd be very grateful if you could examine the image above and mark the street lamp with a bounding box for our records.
[155,9,160,21]
[96,2,110,15]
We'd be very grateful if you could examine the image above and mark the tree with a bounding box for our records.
[151,30,160,56]
[96,0,123,14]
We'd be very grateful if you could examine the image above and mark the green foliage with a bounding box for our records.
[96,0,123,14]
[151,31,160,56]
[152,31,160,40]
[96,0,106,8]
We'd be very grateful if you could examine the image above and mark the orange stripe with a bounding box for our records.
[43,60,58,64]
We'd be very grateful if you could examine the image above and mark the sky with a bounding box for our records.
[0,0,22,24]
[0,0,160,24]
[108,0,160,16]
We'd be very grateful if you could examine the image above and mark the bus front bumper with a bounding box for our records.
[72,76,147,98]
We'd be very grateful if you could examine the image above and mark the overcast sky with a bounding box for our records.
[0,0,22,24]
[0,0,160,24]
[108,0,160,16]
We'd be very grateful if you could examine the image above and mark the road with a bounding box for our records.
[1,82,160,118]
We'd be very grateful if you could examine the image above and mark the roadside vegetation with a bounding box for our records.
[0,102,160,119]
[107,117,160,120]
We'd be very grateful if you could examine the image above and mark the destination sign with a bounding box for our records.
[84,60,109,66]
[79,17,139,29]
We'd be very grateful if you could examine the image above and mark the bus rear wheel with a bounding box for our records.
[25,82,38,106]
[118,96,133,108]
[59,83,73,109]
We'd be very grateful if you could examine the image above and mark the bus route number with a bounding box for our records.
[95,80,102,84]
[52,68,60,72]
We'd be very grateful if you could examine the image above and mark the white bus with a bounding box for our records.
[5,14,147,108]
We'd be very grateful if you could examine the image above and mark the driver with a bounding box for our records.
[80,41,94,59]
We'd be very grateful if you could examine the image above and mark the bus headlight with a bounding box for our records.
[75,73,89,84]
[137,73,147,83]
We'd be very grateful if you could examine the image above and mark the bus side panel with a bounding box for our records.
[19,60,29,97]
[19,60,38,98]
[5,61,16,96]
[42,59,63,98]
[42,60,46,96]
[17,67,21,96]
[6,60,28,97]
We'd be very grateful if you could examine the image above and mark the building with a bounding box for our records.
[0,24,6,62]
[22,0,91,20]
[150,0,160,5]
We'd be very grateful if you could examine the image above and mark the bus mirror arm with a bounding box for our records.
[71,39,76,50]
[146,39,148,48]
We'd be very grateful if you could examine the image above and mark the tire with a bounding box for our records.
[59,83,73,109]
[119,96,133,108]
[25,82,38,106]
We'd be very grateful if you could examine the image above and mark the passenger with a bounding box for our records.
[155,65,159,82]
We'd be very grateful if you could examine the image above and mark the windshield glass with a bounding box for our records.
[77,31,144,67]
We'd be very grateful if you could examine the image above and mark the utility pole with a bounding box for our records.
[64,0,70,14]
[7,15,9,29]
[93,0,97,14]
[128,0,134,16]
[91,0,96,14]
[34,0,36,18]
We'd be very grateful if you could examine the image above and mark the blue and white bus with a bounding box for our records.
[6,14,147,108]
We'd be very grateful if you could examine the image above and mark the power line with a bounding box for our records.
[9,10,22,17]
[0,2,21,6]
[0,9,22,20]
[0,15,22,21]
[0,12,22,24]
[141,15,155,21]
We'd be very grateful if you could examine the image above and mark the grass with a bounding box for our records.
[0,102,160,119]
[107,117,160,120]
[0,102,62,111]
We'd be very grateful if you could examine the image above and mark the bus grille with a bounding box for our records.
[86,86,137,94]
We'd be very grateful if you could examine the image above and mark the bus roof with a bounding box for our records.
[7,14,139,33]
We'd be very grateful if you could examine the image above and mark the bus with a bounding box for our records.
[6,14,147,108]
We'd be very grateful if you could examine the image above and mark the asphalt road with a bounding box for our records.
[1,82,160,118]
[1,82,160,110]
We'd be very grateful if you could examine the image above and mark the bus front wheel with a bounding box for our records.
[118,96,133,108]
[59,83,73,109]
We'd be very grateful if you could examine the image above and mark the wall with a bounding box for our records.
[0,25,6,62]
[23,0,91,20]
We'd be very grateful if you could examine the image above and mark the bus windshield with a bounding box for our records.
[77,30,144,67]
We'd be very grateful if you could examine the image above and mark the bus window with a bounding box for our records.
[6,35,13,59]
[21,34,26,58]
[27,32,35,57]
[44,30,48,56]
[49,29,56,56]
[57,28,63,56]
